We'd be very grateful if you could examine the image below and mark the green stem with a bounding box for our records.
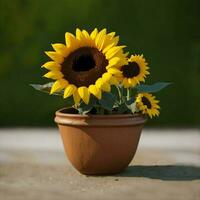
[116,86,122,104]
[127,88,131,100]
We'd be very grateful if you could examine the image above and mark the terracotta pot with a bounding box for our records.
[55,108,146,175]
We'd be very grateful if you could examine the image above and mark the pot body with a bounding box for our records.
[55,108,146,175]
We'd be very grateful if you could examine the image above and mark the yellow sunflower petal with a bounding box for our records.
[112,50,126,59]
[76,28,83,40]
[45,51,64,64]
[65,32,78,47]
[95,78,111,92]
[102,72,112,82]
[117,58,129,67]
[154,110,160,116]
[42,61,61,71]
[105,46,126,59]
[110,76,119,85]
[103,36,119,53]
[106,57,121,69]
[101,82,111,92]
[111,35,119,45]
[73,90,81,105]
[50,79,69,94]
[102,73,118,86]
[88,85,102,99]
[64,84,77,99]
[43,71,63,80]
[78,86,90,104]
[108,32,116,38]
[95,28,107,49]
[107,68,122,75]
[82,30,90,38]
[103,42,116,53]
[122,78,130,88]
[90,28,98,40]
[51,43,68,57]
[148,111,153,119]
[128,78,132,84]
[130,78,137,86]
[99,35,107,50]
[95,78,103,88]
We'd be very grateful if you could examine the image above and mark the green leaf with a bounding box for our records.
[30,82,63,96]
[136,82,172,93]
[121,86,127,97]
[125,96,135,105]
[117,103,129,114]
[99,92,115,111]
[111,85,120,102]
[77,95,97,114]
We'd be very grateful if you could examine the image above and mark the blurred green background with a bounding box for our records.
[0,0,200,127]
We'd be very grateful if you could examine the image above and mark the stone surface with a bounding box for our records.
[0,128,200,200]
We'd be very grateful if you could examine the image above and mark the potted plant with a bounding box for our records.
[31,28,170,175]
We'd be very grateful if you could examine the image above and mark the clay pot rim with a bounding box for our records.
[55,108,147,126]
[56,107,144,118]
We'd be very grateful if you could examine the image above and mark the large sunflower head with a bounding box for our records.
[136,93,160,118]
[117,54,150,88]
[42,28,128,105]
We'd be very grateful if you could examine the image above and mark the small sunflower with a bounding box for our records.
[117,54,149,88]
[42,28,128,105]
[136,93,160,118]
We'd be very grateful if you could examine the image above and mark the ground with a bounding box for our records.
[0,129,200,200]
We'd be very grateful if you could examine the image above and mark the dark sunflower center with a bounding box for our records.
[141,96,152,109]
[61,47,108,87]
[72,54,95,72]
[121,62,140,78]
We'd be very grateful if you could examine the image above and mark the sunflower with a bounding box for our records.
[136,93,160,118]
[117,54,149,88]
[42,28,127,105]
